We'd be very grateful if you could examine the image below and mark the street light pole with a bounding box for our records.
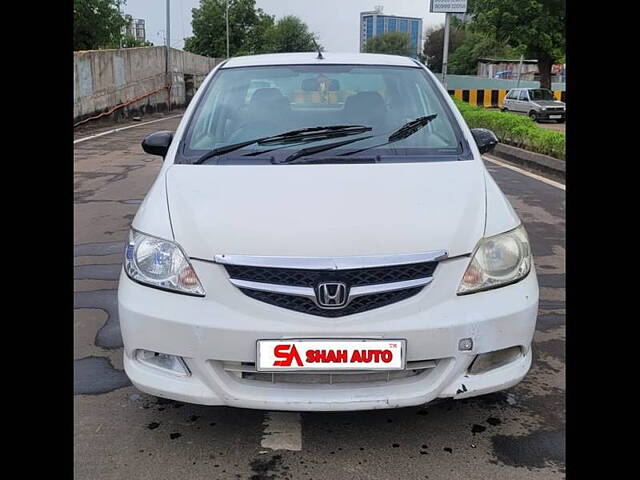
[166,0,171,49]
[118,0,124,49]
[226,0,230,58]
[442,13,450,89]
[166,0,171,112]
[516,54,524,88]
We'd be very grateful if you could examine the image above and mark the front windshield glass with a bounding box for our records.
[181,65,464,163]
[529,89,555,101]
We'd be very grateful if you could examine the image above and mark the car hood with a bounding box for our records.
[166,161,487,260]
[534,100,565,108]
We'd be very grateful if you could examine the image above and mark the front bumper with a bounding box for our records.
[118,257,538,411]
[538,110,566,120]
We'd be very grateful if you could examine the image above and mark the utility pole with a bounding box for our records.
[226,0,230,59]
[442,13,450,89]
[118,0,124,49]
[166,0,171,111]
[166,0,171,49]
[516,54,524,88]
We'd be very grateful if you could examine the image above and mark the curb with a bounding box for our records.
[491,143,565,181]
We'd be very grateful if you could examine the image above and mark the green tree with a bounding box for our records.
[364,32,413,57]
[260,16,318,54]
[468,0,565,89]
[74,0,128,50]
[423,24,466,72]
[184,0,278,57]
[122,35,153,48]
[448,30,519,75]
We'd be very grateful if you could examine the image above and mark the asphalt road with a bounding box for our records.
[74,115,566,480]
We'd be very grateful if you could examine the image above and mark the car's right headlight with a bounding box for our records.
[457,224,532,295]
[124,229,205,296]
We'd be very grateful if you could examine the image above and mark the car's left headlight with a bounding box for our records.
[457,224,532,295]
[124,229,205,296]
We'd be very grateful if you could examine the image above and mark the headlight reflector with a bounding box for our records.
[125,229,205,296]
[457,224,532,295]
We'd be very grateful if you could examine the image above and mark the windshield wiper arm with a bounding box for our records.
[261,125,372,143]
[275,135,376,164]
[276,115,439,164]
[193,125,372,164]
[242,125,374,157]
[388,114,438,142]
[338,114,438,157]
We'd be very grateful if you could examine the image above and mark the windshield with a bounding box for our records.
[529,89,555,101]
[179,65,465,163]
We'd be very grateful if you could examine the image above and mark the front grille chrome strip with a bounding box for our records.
[350,277,433,297]
[229,279,316,300]
[229,276,433,304]
[215,250,448,270]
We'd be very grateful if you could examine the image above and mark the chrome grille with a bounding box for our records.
[217,252,445,317]
[223,262,437,287]
[241,286,423,317]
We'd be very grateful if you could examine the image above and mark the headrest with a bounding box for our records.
[343,91,386,126]
[249,88,287,105]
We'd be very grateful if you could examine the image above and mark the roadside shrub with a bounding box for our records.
[452,98,565,160]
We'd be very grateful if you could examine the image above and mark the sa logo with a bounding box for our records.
[273,344,304,367]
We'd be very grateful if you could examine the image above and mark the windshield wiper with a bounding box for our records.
[275,135,376,164]
[388,114,438,142]
[339,114,438,157]
[277,114,438,164]
[193,125,372,164]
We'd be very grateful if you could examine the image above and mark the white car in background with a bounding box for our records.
[502,87,566,123]
[117,52,538,411]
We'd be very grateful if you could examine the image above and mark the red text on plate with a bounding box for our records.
[273,344,304,367]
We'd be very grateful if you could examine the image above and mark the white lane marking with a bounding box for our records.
[483,154,565,191]
[261,411,302,451]
[74,114,184,144]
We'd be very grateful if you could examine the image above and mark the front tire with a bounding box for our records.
[529,111,539,122]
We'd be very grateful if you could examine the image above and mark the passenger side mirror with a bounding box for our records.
[142,131,173,158]
[470,128,499,154]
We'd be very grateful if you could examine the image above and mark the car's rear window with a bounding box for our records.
[180,64,466,163]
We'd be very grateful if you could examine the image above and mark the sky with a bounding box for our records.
[122,0,447,51]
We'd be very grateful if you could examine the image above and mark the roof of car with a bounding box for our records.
[222,52,421,69]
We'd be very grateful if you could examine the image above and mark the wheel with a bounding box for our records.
[529,111,538,122]
[500,107,508,112]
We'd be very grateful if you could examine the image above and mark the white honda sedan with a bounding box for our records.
[117,52,538,411]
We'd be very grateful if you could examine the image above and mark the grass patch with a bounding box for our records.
[453,98,565,160]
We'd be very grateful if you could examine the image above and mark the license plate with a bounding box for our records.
[256,339,406,371]
[549,115,561,119]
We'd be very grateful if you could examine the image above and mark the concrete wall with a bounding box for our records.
[443,74,565,92]
[74,46,222,123]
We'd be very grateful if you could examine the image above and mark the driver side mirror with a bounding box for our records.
[142,131,173,158]
[470,128,499,154]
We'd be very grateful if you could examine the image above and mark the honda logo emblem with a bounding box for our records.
[316,282,348,309]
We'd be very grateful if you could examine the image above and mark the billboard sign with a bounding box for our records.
[430,0,468,13]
